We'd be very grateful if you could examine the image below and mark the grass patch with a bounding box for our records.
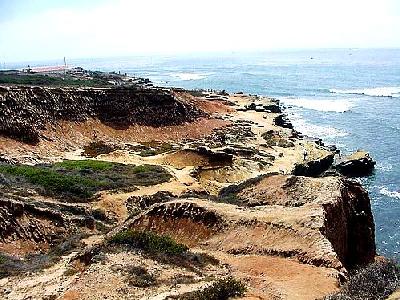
[0,164,105,199]
[325,260,400,300]
[168,276,246,300]
[108,230,218,273]
[54,160,115,171]
[0,161,171,201]
[217,174,271,205]
[110,230,188,256]
[138,142,174,157]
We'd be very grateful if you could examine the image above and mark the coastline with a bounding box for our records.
[0,73,390,299]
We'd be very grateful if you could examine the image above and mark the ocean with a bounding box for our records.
[7,48,400,259]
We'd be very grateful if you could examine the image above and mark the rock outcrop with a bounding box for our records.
[335,150,376,177]
[274,113,293,129]
[293,152,335,177]
[0,195,110,244]
[0,86,205,143]
[127,174,375,270]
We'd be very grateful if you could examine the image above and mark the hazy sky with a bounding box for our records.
[0,0,399,62]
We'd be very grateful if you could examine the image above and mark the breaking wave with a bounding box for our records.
[380,187,400,200]
[329,87,400,98]
[287,113,348,139]
[171,72,209,81]
[281,97,354,113]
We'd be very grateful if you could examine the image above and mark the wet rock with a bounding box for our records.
[274,114,293,129]
[335,150,376,177]
[263,103,282,113]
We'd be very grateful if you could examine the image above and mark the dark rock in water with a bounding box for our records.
[335,150,376,177]
[274,114,293,129]
[263,104,282,113]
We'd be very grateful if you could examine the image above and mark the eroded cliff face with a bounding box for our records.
[322,179,376,268]
[0,89,377,300]
[127,175,375,271]
[0,86,205,143]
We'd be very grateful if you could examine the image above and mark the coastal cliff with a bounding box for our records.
[0,86,204,143]
[0,80,378,299]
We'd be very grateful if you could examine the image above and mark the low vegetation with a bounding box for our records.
[138,141,174,157]
[0,160,171,201]
[83,141,119,157]
[217,174,269,205]
[168,276,246,300]
[325,260,400,300]
[110,230,189,256]
[125,265,157,287]
[109,230,218,273]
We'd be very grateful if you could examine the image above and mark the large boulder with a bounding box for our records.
[274,114,293,129]
[335,150,376,177]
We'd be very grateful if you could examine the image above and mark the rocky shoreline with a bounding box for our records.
[0,71,393,299]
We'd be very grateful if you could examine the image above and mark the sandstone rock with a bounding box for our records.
[335,150,376,177]
[0,86,206,143]
[126,174,375,270]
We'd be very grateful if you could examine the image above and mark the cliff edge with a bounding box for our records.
[0,77,377,300]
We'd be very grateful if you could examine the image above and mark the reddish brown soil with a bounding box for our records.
[0,117,230,157]
[221,254,339,300]
[174,91,235,114]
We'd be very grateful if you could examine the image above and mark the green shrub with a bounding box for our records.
[139,149,158,157]
[54,159,114,171]
[169,276,246,300]
[138,142,173,157]
[0,164,105,199]
[110,230,188,256]
[325,260,400,300]
[0,161,171,201]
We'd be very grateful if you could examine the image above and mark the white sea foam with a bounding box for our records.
[379,187,400,200]
[329,87,400,98]
[288,113,348,139]
[171,72,209,81]
[376,162,393,172]
[281,98,354,113]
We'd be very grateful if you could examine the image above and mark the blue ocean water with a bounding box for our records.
[6,49,400,258]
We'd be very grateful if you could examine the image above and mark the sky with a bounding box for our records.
[0,0,399,63]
